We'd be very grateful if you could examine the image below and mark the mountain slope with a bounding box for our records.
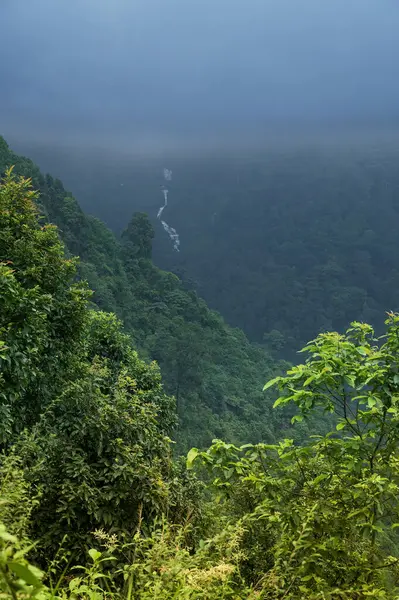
[158,146,399,355]
[0,135,290,449]
[19,141,399,358]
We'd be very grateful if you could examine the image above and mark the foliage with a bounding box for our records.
[188,317,399,598]
[0,518,262,600]
[121,212,154,260]
[6,136,399,597]
[18,360,174,561]
[4,313,399,597]
[145,148,399,357]
[0,522,45,600]
[37,143,399,358]
[0,171,195,568]
[0,136,287,450]
[0,168,90,447]
[0,454,37,546]
[91,519,257,599]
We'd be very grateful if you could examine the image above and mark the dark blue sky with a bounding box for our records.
[1,0,399,151]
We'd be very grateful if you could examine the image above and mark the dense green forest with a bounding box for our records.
[0,136,295,451]
[20,139,399,358]
[3,149,399,597]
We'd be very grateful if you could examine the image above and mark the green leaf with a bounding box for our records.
[263,377,281,391]
[88,549,102,562]
[273,396,288,409]
[313,473,329,485]
[357,346,370,356]
[8,562,42,588]
[344,375,356,387]
[291,414,304,424]
[336,421,346,431]
[0,524,17,543]
[186,448,199,470]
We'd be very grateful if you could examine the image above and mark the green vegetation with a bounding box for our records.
[3,143,399,596]
[0,136,288,451]
[32,144,399,362]
[53,145,399,358]
[0,169,185,556]
[150,148,399,357]
[190,316,399,597]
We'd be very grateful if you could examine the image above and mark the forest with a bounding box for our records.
[22,138,399,360]
[3,137,399,598]
[0,136,291,451]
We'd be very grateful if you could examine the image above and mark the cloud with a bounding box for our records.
[1,0,399,148]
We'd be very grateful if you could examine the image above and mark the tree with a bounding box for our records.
[263,329,286,354]
[19,348,175,561]
[0,171,184,565]
[190,316,399,598]
[0,136,283,452]
[0,169,90,446]
[121,212,154,260]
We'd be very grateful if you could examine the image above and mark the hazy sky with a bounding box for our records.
[1,0,399,150]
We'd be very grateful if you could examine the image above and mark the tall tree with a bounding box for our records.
[190,316,399,597]
[122,212,154,260]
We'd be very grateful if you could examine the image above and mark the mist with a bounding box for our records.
[2,0,399,153]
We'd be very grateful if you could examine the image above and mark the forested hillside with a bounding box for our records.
[3,142,399,597]
[0,136,292,450]
[175,146,399,355]
[0,169,399,600]
[3,0,399,593]
[21,139,399,358]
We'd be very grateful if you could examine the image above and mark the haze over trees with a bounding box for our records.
[0,136,290,451]
[2,137,399,597]
[23,140,399,359]
[2,0,399,595]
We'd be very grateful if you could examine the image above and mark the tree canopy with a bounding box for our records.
[3,139,399,598]
[0,135,291,451]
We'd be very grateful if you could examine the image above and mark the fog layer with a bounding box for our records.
[1,0,399,151]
